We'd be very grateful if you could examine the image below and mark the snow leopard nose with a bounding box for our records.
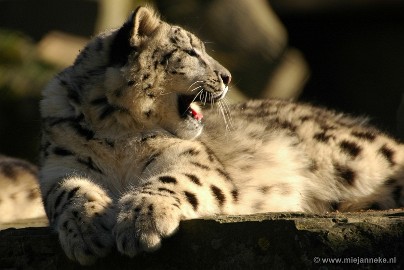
[221,73,231,86]
[216,70,232,86]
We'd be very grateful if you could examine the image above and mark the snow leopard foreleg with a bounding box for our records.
[42,176,116,265]
[114,142,238,257]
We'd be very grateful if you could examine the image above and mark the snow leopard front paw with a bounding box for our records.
[56,188,116,265]
[115,191,182,257]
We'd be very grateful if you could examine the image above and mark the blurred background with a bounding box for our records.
[1,0,404,164]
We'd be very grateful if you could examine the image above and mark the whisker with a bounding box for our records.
[222,98,234,127]
[216,100,222,117]
[221,102,230,131]
[219,99,234,131]
[189,85,203,93]
[218,101,230,131]
[207,92,212,107]
[187,80,204,92]
[182,89,204,116]
[210,92,214,107]
[191,89,204,104]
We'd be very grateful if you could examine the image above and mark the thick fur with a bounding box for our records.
[0,155,45,223]
[39,6,404,265]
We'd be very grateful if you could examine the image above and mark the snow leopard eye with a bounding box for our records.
[185,49,198,57]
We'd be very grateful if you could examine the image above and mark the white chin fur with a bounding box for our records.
[175,117,204,140]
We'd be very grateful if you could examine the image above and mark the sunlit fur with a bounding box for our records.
[39,6,404,265]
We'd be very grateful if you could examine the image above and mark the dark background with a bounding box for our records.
[271,1,404,134]
[1,0,404,162]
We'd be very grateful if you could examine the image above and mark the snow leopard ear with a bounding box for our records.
[131,6,160,46]
[109,6,160,66]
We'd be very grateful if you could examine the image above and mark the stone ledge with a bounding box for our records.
[0,210,403,269]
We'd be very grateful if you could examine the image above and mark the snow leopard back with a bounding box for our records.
[0,155,45,223]
[201,99,404,213]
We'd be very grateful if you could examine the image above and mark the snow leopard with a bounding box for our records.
[0,155,45,223]
[39,6,404,265]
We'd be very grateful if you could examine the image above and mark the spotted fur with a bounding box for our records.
[39,6,404,265]
[0,155,46,223]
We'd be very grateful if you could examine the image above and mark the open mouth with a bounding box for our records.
[177,90,224,122]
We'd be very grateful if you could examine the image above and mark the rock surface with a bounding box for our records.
[0,210,403,269]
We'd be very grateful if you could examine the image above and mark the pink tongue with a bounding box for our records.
[191,108,203,121]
